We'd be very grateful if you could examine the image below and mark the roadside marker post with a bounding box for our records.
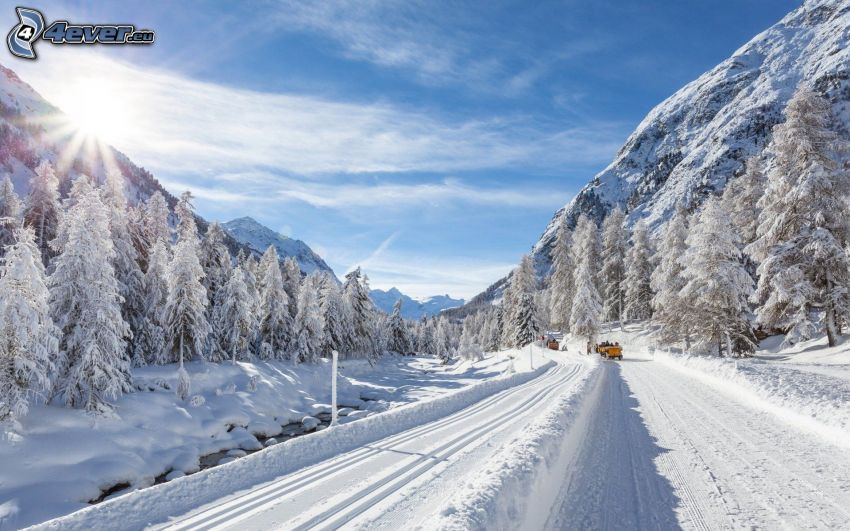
[331,350,339,426]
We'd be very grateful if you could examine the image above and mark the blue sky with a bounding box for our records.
[8,0,798,298]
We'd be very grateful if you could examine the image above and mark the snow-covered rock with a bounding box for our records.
[301,416,321,431]
[223,216,333,276]
[309,403,333,415]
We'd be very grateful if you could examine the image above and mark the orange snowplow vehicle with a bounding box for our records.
[595,342,623,360]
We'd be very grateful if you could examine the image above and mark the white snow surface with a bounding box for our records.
[1,351,536,529]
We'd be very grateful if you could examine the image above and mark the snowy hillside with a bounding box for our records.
[370,287,464,319]
[470,0,850,305]
[223,216,333,276]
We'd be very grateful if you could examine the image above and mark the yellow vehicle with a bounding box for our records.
[595,342,623,360]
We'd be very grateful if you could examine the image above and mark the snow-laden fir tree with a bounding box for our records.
[435,317,453,363]
[126,205,151,273]
[0,175,22,254]
[49,187,131,412]
[747,87,850,347]
[548,217,575,332]
[513,292,540,348]
[199,222,232,325]
[0,226,59,421]
[282,257,301,319]
[257,246,292,360]
[135,240,169,365]
[624,219,654,321]
[570,215,603,346]
[458,318,484,362]
[318,272,351,356]
[650,204,691,349]
[481,307,502,352]
[144,191,172,247]
[102,172,146,366]
[292,273,325,363]
[535,286,552,331]
[343,267,377,360]
[722,157,766,250]
[373,313,389,357]
[387,299,411,354]
[599,207,628,326]
[502,255,537,348]
[212,265,256,364]
[50,176,94,255]
[164,192,209,399]
[23,161,60,265]
[416,316,434,354]
[680,197,755,356]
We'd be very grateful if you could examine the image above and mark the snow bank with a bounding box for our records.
[29,359,555,530]
[653,349,850,448]
[434,354,600,531]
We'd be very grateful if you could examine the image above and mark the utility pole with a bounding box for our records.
[331,350,338,426]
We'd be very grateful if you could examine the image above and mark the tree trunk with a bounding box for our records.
[179,333,184,368]
[725,331,733,358]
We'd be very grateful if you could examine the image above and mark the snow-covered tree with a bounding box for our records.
[343,267,377,360]
[548,217,575,332]
[102,172,146,366]
[135,240,169,365]
[0,226,59,421]
[387,299,411,354]
[502,255,537,348]
[482,307,502,352]
[680,197,755,356]
[292,273,324,363]
[624,219,654,321]
[199,222,232,308]
[0,175,22,254]
[722,157,766,250]
[513,292,540,347]
[570,215,603,345]
[282,257,301,319]
[747,87,850,347]
[49,188,131,412]
[257,246,292,360]
[416,316,435,354]
[651,204,691,348]
[458,318,484,362]
[164,193,209,398]
[23,161,60,265]
[318,273,350,357]
[435,317,453,363]
[373,313,390,356]
[600,207,628,325]
[144,191,171,247]
[212,266,256,364]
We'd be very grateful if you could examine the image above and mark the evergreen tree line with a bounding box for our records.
[0,169,458,420]
[473,86,850,358]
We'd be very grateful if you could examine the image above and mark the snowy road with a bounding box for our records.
[156,355,590,531]
[548,351,850,530]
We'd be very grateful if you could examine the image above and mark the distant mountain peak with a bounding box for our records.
[223,217,334,276]
[370,287,464,319]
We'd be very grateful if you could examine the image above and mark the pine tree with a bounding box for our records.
[0,174,22,255]
[723,157,766,249]
[747,87,850,347]
[49,188,131,412]
[435,317,453,363]
[212,266,255,364]
[23,161,61,266]
[387,299,410,354]
[417,316,435,354]
[318,272,351,357]
[136,240,169,365]
[282,257,301,319]
[599,207,628,325]
[458,318,484,361]
[502,255,537,347]
[651,205,691,348]
[144,191,171,246]
[624,219,654,321]
[102,172,146,366]
[292,273,324,363]
[680,197,755,356]
[257,246,292,360]
[570,215,603,345]
[513,292,540,348]
[164,193,210,398]
[343,267,378,360]
[199,222,232,308]
[0,226,59,421]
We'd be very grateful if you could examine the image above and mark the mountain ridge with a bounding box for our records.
[369,287,464,320]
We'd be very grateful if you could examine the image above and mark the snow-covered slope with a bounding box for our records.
[471,0,850,306]
[369,287,464,319]
[222,216,333,276]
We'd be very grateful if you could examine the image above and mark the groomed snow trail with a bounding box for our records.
[157,354,590,531]
[549,350,850,530]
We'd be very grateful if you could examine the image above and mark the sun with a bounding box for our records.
[54,79,131,146]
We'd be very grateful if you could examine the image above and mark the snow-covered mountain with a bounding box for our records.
[223,216,334,276]
[469,0,850,307]
[370,287,464,319]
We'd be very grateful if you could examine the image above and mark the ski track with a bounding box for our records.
[157,357,588,531]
